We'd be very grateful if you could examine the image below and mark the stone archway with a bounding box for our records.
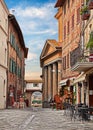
[31,91,42,107]
[25,90,42,107]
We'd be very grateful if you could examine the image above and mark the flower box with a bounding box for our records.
[81,11,90,20]
[80,5,90,20]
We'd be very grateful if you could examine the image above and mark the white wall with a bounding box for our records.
[0,0,9,109]
[26,83,42,91]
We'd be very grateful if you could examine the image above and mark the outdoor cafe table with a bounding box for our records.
[77,106,93,121]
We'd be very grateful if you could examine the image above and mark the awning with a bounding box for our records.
[59,77,76,87]
[74,72,86,84]
[59,79,67,86]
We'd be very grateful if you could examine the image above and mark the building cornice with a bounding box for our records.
[8,14,28,58]
[44,58,62,67]
[1,0,9,14]
[55,0,65,8]
[55,7,62,19]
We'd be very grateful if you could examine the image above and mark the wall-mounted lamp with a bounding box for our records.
[52,69,55,73]
[58,70,62,73]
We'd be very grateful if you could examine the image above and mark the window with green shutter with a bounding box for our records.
[13,60,16,74]
[10,33,15,49]
[9,58,12,72]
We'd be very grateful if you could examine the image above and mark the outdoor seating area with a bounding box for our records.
[63,103,93,121]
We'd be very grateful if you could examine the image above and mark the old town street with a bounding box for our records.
[0,108,93,130]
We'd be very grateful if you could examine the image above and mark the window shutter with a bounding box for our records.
[9,58,12,72]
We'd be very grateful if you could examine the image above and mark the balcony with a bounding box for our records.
[70,46,93,72]
[71,32,93,72]
[71,62,93,72]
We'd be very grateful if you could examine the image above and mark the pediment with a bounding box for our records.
[40,40,56,59]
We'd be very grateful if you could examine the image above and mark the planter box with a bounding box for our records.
[82,13,90,20]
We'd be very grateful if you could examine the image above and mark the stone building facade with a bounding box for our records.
[71,0,93,107]
[0,0,9,109]
[40,40,62,107]
[25,79,42,107]
[55,0,83,104]
[7,14,28,108]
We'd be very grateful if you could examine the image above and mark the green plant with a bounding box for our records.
[80,5,88,15]
[86,0,89,4]
[86,31,93,49]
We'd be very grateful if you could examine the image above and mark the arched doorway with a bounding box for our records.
[31,91,42,107]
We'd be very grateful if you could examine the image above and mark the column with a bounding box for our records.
[81,83,84,104]
[48,65,52,101]
[58,61,62,94]
[52,63,58,98]
[43,67,48,101]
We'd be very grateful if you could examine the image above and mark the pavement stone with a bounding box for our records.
[0,108,93,130]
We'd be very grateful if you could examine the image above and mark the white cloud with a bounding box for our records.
[27,52,37,61]
[10,2,57,35]
[9,1,58,79]
[11,3,55,19]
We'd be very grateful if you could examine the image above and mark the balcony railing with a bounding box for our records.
[70,47,93,72]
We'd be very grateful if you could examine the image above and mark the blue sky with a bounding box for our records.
[5,0,58,79]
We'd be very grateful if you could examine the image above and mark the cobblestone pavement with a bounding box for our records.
[0,107,93,130]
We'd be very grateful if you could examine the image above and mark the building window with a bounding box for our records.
[77,8,80,24]
[68,0,70,8]
[67,53,69,68]
[9,58,16,74]
[64,3,66,15]
[63,56,66,70]
[67,21,70,34]
[64,25,66,39]
[72,15,74,29]
[10,33,15,49]
[33,83,38,87]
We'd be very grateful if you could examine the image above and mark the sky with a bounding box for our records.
[5,0,58,80]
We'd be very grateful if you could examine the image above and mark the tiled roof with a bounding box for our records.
[47,39,61,48]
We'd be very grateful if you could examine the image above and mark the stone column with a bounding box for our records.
[58,61,62,94]
[48,65,52,101]
[52,63,58,98]
[81,83,84,104]
[44,67,48,101]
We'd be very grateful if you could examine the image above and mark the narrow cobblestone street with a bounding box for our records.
[0,108,93,130]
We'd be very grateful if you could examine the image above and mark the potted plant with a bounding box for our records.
[87,0,93,10]
[80,5,90,20]
[86,31,93,49]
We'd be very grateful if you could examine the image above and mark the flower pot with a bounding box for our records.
[81,13,90,20]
